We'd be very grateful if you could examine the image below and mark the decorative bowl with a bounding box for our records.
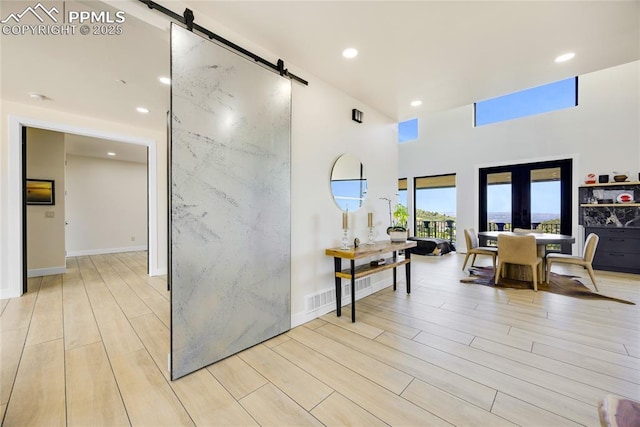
[613,175,628,182]
[616,193,633,203]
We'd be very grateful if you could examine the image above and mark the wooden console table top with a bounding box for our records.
[325,240,417,260]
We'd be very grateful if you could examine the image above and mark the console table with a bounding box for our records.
[325,240,417,322]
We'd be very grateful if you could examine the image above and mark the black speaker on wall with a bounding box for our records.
[352,108,363,123]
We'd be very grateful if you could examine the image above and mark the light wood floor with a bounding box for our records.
[1,251,639,426]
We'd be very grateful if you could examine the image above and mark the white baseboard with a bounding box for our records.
[151,267,168,276]
[66,245,147,257]
[27,266,66,278]
[291,302,336,327]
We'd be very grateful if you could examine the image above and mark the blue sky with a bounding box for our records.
[415,188,456,213]
[488,182,560,213]
[475,77,577,126]
[398,118,418,143]
[412,182,561,215]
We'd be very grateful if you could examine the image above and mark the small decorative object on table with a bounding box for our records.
[380,195,408,242]
[367,212,375,245]
[341,212,349,249]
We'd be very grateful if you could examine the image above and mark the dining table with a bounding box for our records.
[478,230,575,281]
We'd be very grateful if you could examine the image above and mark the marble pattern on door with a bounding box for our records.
[170,24,291,379]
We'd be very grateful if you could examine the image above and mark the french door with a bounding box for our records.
[479,159,572,253]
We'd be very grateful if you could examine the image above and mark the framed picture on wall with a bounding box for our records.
[26,179,55,205]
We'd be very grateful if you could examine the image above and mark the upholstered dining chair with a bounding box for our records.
[495,234,543,291]
[546,233,600,291]
[462,228,498,272]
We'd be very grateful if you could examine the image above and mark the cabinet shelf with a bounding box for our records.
[335,257,409,280]
[580,203,640,207]
[580,181,640,188]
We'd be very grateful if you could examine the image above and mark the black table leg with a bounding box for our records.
[405,248,412,294]
[392,250,397,291]
[350,260,356,322]
[334,257,341,317]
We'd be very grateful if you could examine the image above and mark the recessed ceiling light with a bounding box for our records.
[159,76,171,85]
[410,100,423,107]
[136,107,149,114]
[107,152,116,156]
[342,48,358,59]
[555,52,575,63]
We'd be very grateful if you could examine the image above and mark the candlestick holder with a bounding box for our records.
[341,228,349,249]
[367,226,375,245]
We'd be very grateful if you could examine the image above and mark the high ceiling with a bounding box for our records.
[1,0,638,157]
[186,0,639,121]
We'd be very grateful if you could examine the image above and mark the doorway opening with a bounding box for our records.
[6,115,158,298]
[479,158,573,253]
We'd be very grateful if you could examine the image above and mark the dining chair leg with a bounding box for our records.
[531,265,538,292]
[586,264,599,292]
[462,253,471,271]
[494,262,501,284]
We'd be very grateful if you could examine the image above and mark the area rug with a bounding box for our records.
[461,267,635,305]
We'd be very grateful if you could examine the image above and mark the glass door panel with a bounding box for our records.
[530,167,561,233]
[486,172,512,231]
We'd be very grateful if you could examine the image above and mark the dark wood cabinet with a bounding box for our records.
[585,227,640,274]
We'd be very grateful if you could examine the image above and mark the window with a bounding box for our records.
[398,178,407,206]
[414,174,456,241]
[474,77,578,127]
[398,118,418,142]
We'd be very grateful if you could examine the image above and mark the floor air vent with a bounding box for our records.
[343,277,371,297]
[305,277,372,312]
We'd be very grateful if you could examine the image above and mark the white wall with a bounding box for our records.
[399,61,640,253]
[65,154,147,256]
[291,76,398,325]
[26,128,66,276]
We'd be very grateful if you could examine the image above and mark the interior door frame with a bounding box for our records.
[479,158,573,251]
[5,115,159,298]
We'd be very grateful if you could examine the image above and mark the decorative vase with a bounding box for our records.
[387,227,407,242]
[389,231,407,242]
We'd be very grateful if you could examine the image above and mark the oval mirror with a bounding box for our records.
[330,154,367,212]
